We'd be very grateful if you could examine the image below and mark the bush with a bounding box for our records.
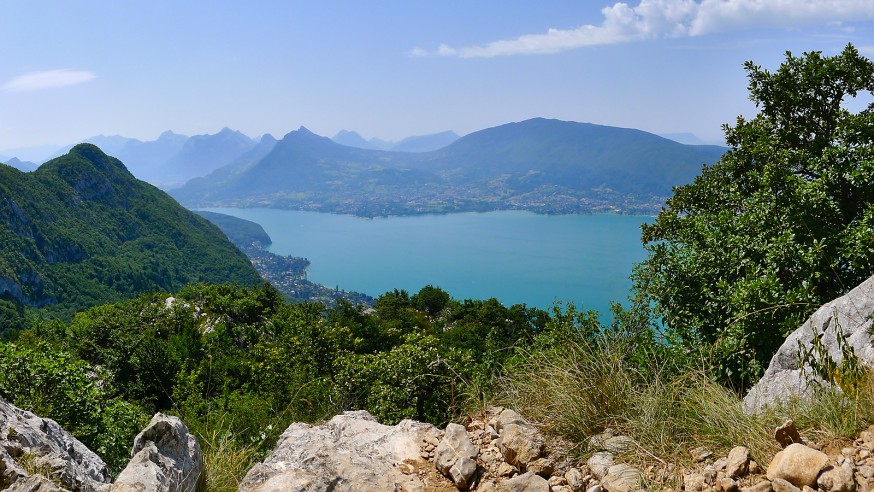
[0,340,149,473]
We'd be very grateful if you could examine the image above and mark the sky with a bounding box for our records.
[2,0,874,154]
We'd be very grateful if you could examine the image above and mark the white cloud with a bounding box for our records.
[2,69,96,92]
[424,0,874,58]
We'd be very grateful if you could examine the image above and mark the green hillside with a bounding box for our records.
[0,144,261,319]
[171,119,726,216]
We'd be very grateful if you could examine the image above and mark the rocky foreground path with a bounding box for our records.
[236,407,874,492]
[4,395,874,491]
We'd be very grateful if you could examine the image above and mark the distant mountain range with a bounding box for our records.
[660,132,723,146]
[0,128,462,189]
[331,130,460,152]
[172,118,727,216]
[0,144,261,318]
[1,157,38,172]
[1,119,724,215]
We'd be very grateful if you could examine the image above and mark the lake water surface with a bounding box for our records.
[204,208,652,314]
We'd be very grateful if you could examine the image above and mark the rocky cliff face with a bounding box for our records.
[0,398,109,491]
[0,400,202,492]
[743,274,874,413]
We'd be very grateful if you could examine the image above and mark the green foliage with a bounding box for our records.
[2,281,552,485]
[0,144,261,320]
[0,298,25,339]
[633,44,874,388]
[0,339,149,473]
[194,210,272,248]
[412,284,450,316]
[796,313,866,396]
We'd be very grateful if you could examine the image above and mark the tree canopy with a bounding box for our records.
[632,44,874,387]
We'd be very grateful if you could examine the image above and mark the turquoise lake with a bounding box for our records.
[203,208,652,314]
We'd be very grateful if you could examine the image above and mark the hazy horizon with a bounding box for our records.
[4,1,873,150]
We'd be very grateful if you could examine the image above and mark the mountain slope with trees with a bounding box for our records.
[0,144,261,322]
[172,119,726,216]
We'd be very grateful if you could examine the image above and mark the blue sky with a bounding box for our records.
[2,1,873,153]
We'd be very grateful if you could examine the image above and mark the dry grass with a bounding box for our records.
[197,419,262,492]
[498,337,633,449]
[777,373,874,445]
[496,334,874,475]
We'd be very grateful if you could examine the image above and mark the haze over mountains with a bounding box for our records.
[1,118,725,216]
[172,118,726,216]
[332,130,461,152]
[0,127,467,189]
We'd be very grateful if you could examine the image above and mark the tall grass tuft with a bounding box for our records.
[778,372,874,444]
[194,417,262,492]
[495,324,874,470]
[498,336,633,449]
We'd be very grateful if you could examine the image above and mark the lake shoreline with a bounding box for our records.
[199,207,652,314]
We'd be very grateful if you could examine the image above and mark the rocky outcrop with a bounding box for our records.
[0,401,204,492]
[436,423,479,489]
[237,408,608,492]
[744,275,874,413]
[0,398,110,491]
[237,410,450,492]
[109,414,203,492]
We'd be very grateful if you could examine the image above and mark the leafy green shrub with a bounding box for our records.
[0,340,148,473]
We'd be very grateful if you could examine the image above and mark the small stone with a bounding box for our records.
[492,409,526,432]
[479,482,498,492]
[691,445,714,463]
[549,475,569,487]
[742,480,773,492]
[771,477,801,492]
[816,464,856,492]
[587,452,614,480]
[860,425,874,446]
[685,473,708,491]
[713,457,729,470]
[497,462,518,477]
[603,436,635,454]
[843,448,858,458]
[498,471,550,492]
[858,464,874,479]
[7,475,65,492]
[435,422,479,489]
[719,477,739,492]
[767,443,829,488]
[704,467,718,484]
[468,421,485,432]
[527,457,555,477]
[487,425,500,440]
[726,446,751,478]
[565,468,586,492]
[586,485,605,492]
[497,423,544,469]
[749,460,762,475]
[775,420,802,448]
[601,464,643,492]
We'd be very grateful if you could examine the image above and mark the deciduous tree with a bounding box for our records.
[633,45,874,387]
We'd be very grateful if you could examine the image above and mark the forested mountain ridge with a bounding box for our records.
[172,118,726,216]
[0,144,261,322]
